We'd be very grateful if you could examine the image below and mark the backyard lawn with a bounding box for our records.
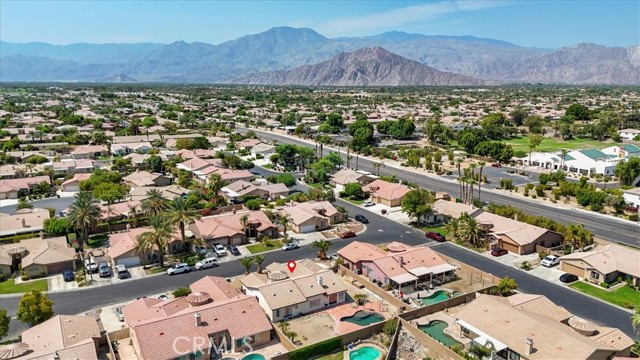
[503,137,613,153]
[570,282,640,309]
[0,279,48,294]
[247,240,282,254]
[317,352,344,360]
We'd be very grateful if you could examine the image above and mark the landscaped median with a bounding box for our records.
[569,281,640,309]
[0,278,48,294]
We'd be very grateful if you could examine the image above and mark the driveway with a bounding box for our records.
[48,274,79,292]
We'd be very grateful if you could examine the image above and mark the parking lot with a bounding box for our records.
[442,165,539,190]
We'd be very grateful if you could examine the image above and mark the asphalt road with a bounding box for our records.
[242,128,640,248]
[0,195,634,337]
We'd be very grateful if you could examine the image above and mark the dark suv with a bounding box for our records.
[354,214,369,224]
[425,232,446,242]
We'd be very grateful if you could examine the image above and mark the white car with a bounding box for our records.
[363,200,375,207]
[195,257,218,270]
[541,255,560,267]
[213,244,227,256]
[157,294,169,301]
[282,242,299,251]
[84,257,98,273]
[167,263,192,275]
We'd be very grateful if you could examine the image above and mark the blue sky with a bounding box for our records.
[1,0,638,48]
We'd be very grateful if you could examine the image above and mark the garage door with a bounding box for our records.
[299,224,316,233]
[500,241,520,254]
[116,257,141,267]
[48,261,73,274]
[560,262,584,277]
[64,185,80,192]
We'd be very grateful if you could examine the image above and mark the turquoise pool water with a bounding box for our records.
[242,354,265,360]
[421,290,463,306]
[418,320,462,348]
[340,311,385,326]
[349,346,381,360]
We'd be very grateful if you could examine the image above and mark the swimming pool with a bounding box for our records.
[421,290,463,306]
[349,346,382,360]
[418,320,462,348]
[241,354,265,360]
[340,310,385,326]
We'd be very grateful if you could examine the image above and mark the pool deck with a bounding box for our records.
[413,308,471,347]
[328,302,391,335]
[226,341,288,360]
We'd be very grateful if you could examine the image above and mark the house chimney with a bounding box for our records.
[126,224,131,232]
[398,256,404,265]
[317,276,323,287]
[195,312,202,327]
[21,219,26,228]
[525,338,533,356]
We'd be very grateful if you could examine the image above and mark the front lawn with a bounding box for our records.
[570,282,640,309]
[0,279,48,294]
[503,137,612,153]
[306,182,325,189]
[87,234,108,248]
[246,240,282,254]
[420,225,449,236]
[344,197,365,205]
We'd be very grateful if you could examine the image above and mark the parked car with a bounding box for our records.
[115,307,124,322]
[339,231,357,239]
[559,273,578,283]
[167,263,192,275]
[62,270,75,282]
[491,163,502,167]
[157,294,169,301]
[491,248,508,257]
[541,255,560,267]
[328,253,338,260]
[227,245,241,256]
[213,244,227,256]
[363,200,375,207]
[84,257,98,273]
[354,214,369,223]
[115,264,130,279]
[195,257,218,270]
[282,242,299,251]
[98,261,112,278]
[192,245,207,255]
[425,231,446,242]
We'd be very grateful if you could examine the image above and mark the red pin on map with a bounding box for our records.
[287,261,297,273]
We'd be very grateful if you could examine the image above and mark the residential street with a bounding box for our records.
[242,128,640,248]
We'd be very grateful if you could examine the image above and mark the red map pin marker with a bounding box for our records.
[287,261,297,273]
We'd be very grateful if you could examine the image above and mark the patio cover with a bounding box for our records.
[456,319,508,351]
[428,263,457,275]
[390,273,418,284]
[408,266,432,276]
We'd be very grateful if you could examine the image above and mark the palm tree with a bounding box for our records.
[354,293,369,306]
[559,149,568,170]
[468,163,477,203]
[477,161,486,201]
[279,214,292,238]
[141,189,167,217]
[564,223,593,252]
[631,307,640,335]
[240,256,254,275]
[443,218,461,239]
[67,192,101,247]
[167,195,202,247]
[254,255,265,274]
[127,203,140,228]
[311,240,332,260]
[458,216,485,248]
[106,204,114,234]
[240,214,249,237]
[455,158,463,200]
[135,215,173,268]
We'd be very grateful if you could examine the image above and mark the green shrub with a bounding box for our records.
[600,282,609,289]
[538,251,548,260]
[288,336,342,360]
[173,287,192,297]
[520,261,532,271]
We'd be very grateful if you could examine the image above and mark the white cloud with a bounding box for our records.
[316,0,506,36]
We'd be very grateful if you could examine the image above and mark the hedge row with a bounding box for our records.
[289,336,341,360]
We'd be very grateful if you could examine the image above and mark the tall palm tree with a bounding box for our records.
[240,256,254,275]
[167,195,202,246]
[477,161,486,201]
[455,158,463,200]
[559,149,568,170]
[127,203,140,228]
[135,215,173,268]
[458,216,485,248]
[468,163,477,203]
[141,189,167,217]
[240,214,250,237]
[254,255,265,274]
[207,173,224,204]
[279,214,292,238]
[67,192,101,247]
[311,240,332,260]
[443,218,461,240]
[631,307,640,335]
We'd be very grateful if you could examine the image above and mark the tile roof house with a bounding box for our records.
[53,159,95,175]
[189,210,277,246]
[124,276,273,360]
[107,226,183,267]
[221,180,289,202]
[20,315,102,360]
[241,260,348,321]
[277,201,346,233]
[0,176,51,199]
[123,170,173,187]
[0,208,50,237]
[70,145,109,159]
[60,173,92,192]
[111,142,154,155]
[455,294,633,360]
[560,244,640,287]
[128,184,189,201]
[0,235,76,277]
[177,158,253,184]
[337,241,386,272]
[362,179,411,207]
[329,169,377,190]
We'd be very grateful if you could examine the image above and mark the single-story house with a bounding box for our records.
[53,159,95,175]
[241,260,347,321]
[123,170,173,187]
[107,227,183,267]
[622,187,640,209]
[221,180,289,202]
[111,142,154,155]
[70,145,109,159]
[329,169,376,191]
[235,138,263,150]
[428,199,482,224]
[252,142,276,156]
[560,244,640,287]
[277,201,345,233]
[21,315,102,360]
[61,173,92,192]
[0,236,77,277]
[337,241,386,273]
[362,179,411,207]
[0,176,51,199]
[128,184,189,201]
[0,208,50,237]
[189,210,277,246]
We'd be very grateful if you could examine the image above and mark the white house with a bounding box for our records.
[240,259,347,322]
[523,149,619,176]
[623,187,640,209]
[618,128,640,141]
